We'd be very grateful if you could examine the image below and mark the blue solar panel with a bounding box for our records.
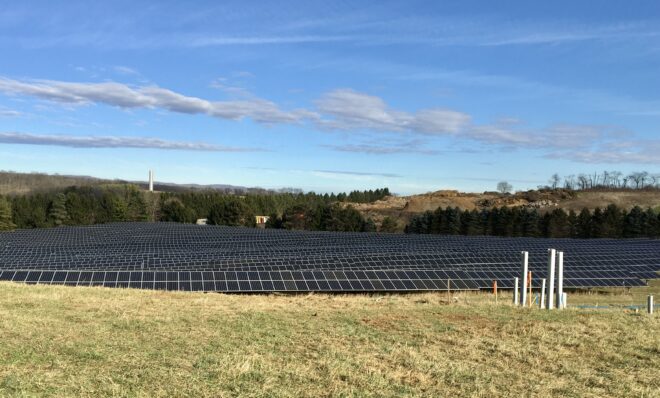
[0,222,658,292]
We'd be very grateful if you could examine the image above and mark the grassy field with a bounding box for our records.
[1,283,658,397]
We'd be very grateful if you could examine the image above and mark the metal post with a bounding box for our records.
[563,293,567,309]
[447,278,451,304]
[546,249,556,310]
[556,251,564,309]
[520,251,528,307]
[540,278,546,309]
[513,277,519,306]
[649,295,654,315]
[528,271,533,307]
[493,280,498,303]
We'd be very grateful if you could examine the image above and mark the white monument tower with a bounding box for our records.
[148,170,154,192]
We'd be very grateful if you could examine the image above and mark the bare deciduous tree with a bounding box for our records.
[496,181,513,194]
[549,173,561,190]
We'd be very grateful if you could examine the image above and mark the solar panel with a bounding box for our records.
[0,222,658,292]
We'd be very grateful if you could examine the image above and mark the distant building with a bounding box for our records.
[255,215,270,226]
[196,218,208,225]
[148,170,154,192]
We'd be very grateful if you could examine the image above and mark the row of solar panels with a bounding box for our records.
[2,222,659,246]
[2,249,658,264]
[2,259,657,276]
[0,269,648,292]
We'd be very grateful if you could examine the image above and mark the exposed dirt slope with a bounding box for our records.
[348,189,660,230]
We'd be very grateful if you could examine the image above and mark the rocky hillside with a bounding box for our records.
[347,189,660,230]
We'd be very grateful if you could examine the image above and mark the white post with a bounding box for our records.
[148,170,154,192]
[520,251,528,307]
[540,278,546,309]
[649,295,654,315]
[563,293,567,309]
[556,251,564,309]
[546,249,556,310]
[513,277,519,306]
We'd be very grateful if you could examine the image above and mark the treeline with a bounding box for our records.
[0,171,106,195]
[336,188,390,203]
[545,171,660,190]
[3,185,154,229]
[405,205,660,239]
[0,185,392,231]
[264,203,376,232]
[161,192,391,231]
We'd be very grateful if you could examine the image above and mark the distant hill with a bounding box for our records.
[0,171,299,196]
[345,188,660,231]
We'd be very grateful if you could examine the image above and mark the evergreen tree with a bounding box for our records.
[544,208,570,238]
[642,208,659,238]
[602,204,623,238]
[492,207,514,236]
[591,207,604,238]
[265,213,283,229]
[460,210,476,235]
[160,197,195,223]
[430,207,444,234]
[363,218,377,233]
[207,199,254,227]
[380,216,398,233]
[48,193,69,226]
[623,206,645,238]
[125,187,147,221]
[576,208,592,238]
[442,207,461,235]
[567,210,578,238]
[520,209,541,237]
[0,196,16,231]
[281,204,310,230]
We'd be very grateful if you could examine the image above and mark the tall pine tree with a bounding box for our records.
[48,193,69,226]
[0,196,16,231]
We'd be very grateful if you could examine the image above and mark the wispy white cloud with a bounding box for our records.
[0,77,303,124]
[188,35,353,47]
[400,67,660,117]
[480,22,660,46]
[0,75,655,164]
[315,89,470,134]
[321,142,440,155]
[463,122,625,149]
[0,108,21,117]
[0,131,262,152]
[245,166,401,180]
[313,169,401,178]
[113,65,140,75]
[3,1,659,52]
[545,140,660,164]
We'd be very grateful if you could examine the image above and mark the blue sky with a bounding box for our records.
[0,1,659,194]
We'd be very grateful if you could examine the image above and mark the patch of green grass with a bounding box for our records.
[0,283,658,397]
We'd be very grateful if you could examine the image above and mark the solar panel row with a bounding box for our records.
[0,222,658,293]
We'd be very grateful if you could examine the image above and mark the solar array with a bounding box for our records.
[1,222,658,292]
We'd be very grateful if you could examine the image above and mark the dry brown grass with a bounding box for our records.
[1,283,658,397]
[562,191,660,212]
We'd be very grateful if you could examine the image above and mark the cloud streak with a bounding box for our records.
[0,131,262,152]
[0,77,303,124]
[322,143,440,155]
[0,108,21,117]
[313,169,401,178]
[545,140,660,164]
[315,89,470,134]
[0,75,655,164]
[189,35,354,47]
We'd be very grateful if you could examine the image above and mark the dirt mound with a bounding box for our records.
[345,188,660,231]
